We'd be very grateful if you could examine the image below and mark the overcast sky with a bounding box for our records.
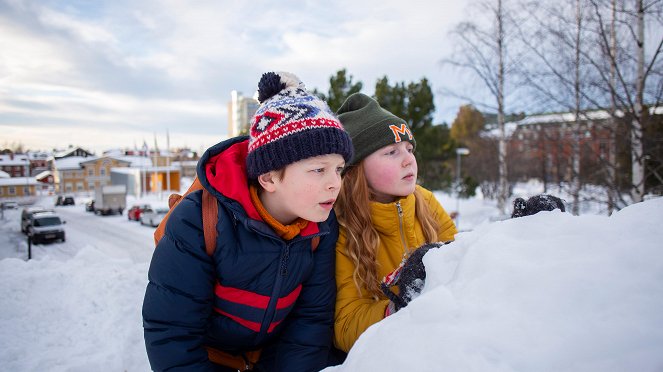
[1,0,475,154]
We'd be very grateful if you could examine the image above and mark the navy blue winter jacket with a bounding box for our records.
[142,137,337,371]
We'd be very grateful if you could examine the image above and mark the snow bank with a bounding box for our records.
[0,246,150,371]
[331,197,663,372]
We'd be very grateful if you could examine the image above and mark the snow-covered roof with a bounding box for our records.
[483,121,519,139]
[514,109,620,126]
[483,106,663,139]
[0,170,9,178]
[27,152,52,160]
[79,156,131,166]
[0,154,30,166]
[53,147,93,158]
[54,156,92,170]
[35,170,52,180]
[0,177,40,186]
[112,156,152,168]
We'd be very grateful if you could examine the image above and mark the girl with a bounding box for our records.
[333,93,457,353]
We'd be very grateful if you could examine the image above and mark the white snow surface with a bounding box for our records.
[1,191,662,372]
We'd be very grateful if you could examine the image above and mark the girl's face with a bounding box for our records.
[363,141,417,203]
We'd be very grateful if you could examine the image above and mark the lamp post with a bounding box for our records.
[455,147,470,228]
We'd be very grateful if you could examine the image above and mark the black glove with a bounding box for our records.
[381,241,450,312]
[511,194,565,218]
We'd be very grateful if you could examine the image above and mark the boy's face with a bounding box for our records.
[261,153,345,224]
[363,141,417,203]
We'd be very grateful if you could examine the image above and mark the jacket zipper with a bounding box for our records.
[396,201,409,258]
[258,242,290,338]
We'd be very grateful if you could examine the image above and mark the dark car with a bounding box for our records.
[27,212,66,244]
[127,204,151,221]
[62,196,75,206]
[56,195,75,206]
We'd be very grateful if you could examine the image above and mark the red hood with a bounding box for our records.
[203,140,319,236]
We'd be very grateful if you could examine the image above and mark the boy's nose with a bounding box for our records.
[329,172,342,190]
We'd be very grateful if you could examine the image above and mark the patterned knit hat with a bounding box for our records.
[246,72,353,179]
[337,92,416,167]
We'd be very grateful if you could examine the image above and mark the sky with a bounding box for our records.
[0,0,472,155]
[1,185,661,371]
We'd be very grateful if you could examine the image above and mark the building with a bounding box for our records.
[79,156,132,192]
[227,90,259,137]
[0,177,39,199]
[27,151,51,176]
[53,147,94,159]
[0,154,30,177]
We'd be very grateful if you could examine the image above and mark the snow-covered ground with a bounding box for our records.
[1,185,662,371]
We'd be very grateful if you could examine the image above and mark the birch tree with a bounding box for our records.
[442,0,514,214]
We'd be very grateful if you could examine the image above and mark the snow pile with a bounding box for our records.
[0,245,150,371]
[330,197,663,372]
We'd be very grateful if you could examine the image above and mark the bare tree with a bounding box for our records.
[513,0,593,214]
[442,0,515,214]
[588,0,663,203]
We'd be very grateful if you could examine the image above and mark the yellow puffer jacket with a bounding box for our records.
[334,185,457,352]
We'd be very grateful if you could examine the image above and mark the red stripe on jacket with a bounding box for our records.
[215,283,302,310]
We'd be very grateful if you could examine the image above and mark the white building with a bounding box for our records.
[227,90,259,137]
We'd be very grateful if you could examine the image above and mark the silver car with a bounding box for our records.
[140,207,169,227]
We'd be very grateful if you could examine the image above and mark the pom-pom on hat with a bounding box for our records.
[246,72,353,179]
[336,93,415,168]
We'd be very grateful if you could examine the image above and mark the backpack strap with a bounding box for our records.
[201,188,218,257]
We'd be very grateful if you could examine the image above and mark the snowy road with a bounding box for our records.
[54,205,155,263]
[1,199,157,264]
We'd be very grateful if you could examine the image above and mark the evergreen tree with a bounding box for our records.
[318,69,363,112]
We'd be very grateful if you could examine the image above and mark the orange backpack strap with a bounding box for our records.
[154,176,219,257]
[311,236,320,252]
[206,347,261,371]
[201,188,218,256]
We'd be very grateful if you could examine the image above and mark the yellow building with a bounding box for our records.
[54,156,131,194]
[80,157,131,192]
[0,177,39,199]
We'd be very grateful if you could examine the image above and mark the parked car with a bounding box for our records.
[1,201,19,210]
[85,200,95,212]
[55,195,75,206]
[21,206,54,233]
[27,212,66,244]
[140,207,169,227]
[127,204,151,221]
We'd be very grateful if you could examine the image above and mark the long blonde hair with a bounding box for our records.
[336,162,441,299]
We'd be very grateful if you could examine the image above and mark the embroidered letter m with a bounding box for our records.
[389,124,413,143]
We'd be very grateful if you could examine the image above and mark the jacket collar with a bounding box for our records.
[369,192,416,236]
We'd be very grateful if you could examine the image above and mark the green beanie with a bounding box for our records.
[336,93,416,167]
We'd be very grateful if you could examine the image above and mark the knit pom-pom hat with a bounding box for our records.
[246,71,353,179]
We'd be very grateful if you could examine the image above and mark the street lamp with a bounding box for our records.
[455,147,470,228]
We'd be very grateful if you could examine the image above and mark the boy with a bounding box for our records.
[142,72,353,371]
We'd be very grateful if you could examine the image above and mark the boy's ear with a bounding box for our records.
[257,172,277,193]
